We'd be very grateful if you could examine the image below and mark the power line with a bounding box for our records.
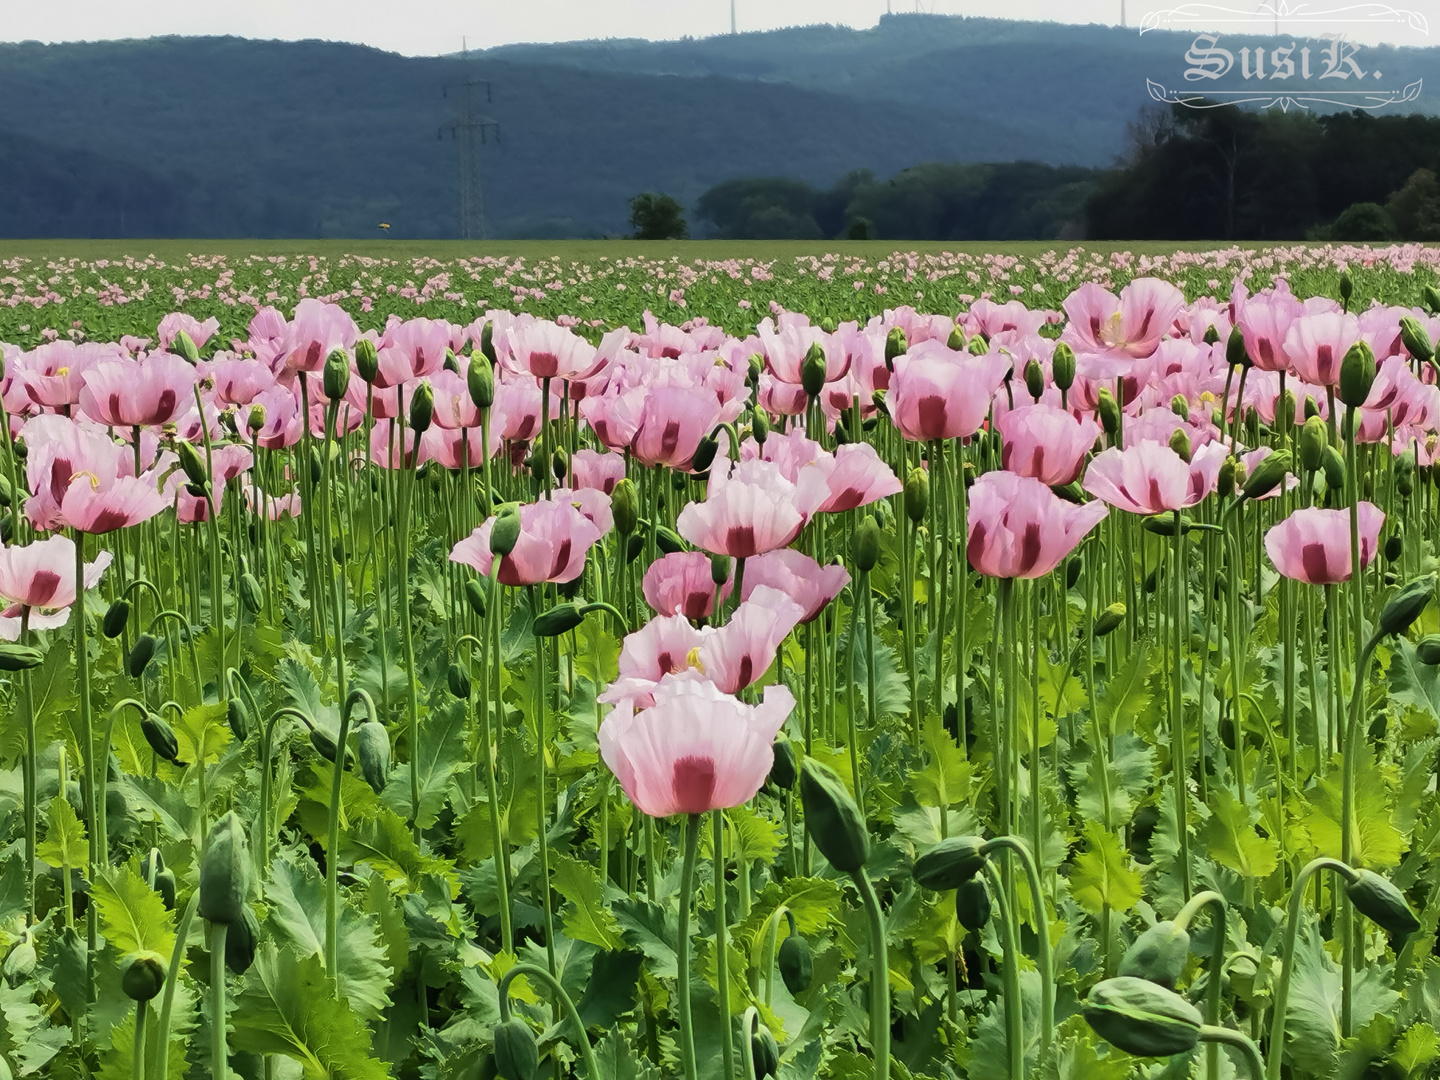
[439,39,500,241]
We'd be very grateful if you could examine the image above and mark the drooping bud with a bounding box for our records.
[778,932,813,994]
[1167,428,1191,464]
[465,577,490,619]
[493,1017,540,1080]
[227,696,251,742]
[1094,601,1126,638]
[198,810,253,925]
[692,435,719,475]
[1378,576,1434,638]
[480,321,498,365]
[121,951,168,1002]
[1117,921,1191,989]
[1400,315,1435,364]
[102,598,131,639]
[1338,340,1377,408]
[140,713,181,764]
[752,1024,780,1078]
[1346,869,1421,939]
[225,904,260,975]
[912,836,987,891]
[127,634,158,679]
[799,759,869,872]
[955,875,992,931]
[534,603,587,638]
[322,349,351,401]
[768,734,797,790]
[355,719,391,796]
[409,379,435,435]
[1385,528,1404,563]
[447,661,472,699]
[1240,450,1291,502]
[177,440,208,486]
[1051,342,1075,391]
[1082,977,1204,1058]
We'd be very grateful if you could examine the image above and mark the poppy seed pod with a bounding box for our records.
[409,379,435,435]
[493,1017,540,1080]
[102,598,131,639]
[1118,921,1191,989]
[1346,868,1422,938]
[799,759,869,872]
[225,904,261,975]
[777,933,813,994]
[913,836,987,891]
[1226,324,1249,370]
[177,440,208,486]
[1052,341,1076,391]
[354,338,379,384]
[140,714,180,766]
[198,811,252,925]
[1400,315,1435,363]
[1379,576,1434,638]
[1023,358,1045,400]
[121,951,168,1002]
[127,634,158,679]
[322,349,350,401]
[1338,340,1377,408]
[941,875,987,936]
[355,719,391,796]
[800,343,827,399]
[1094,601,1126,638]
[1082,976,1203,1058]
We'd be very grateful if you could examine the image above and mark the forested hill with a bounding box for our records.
[1,15,1439,238]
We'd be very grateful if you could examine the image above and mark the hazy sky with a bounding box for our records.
[3,0,1434,55]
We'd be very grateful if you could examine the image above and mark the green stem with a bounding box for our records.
[677,814,703,1080]
[208,921,228,1080]
[496,963,602,1078]
[984,860,1022,1080]
[983,836,1053,1054]
[851,868,891,1080]
[1201,1026,1265,1080]
[713,810,736,1080]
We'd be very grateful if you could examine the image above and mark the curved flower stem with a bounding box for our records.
[984,859,1022,1080]
[1175,890,1228,1080]
[496,962,601,1078]
[1265,857,1360,1080]
[531,586,558,978]
[677,813,703,1080]
[850,867,891,1080]
[456,631,512,950]
[740,1007,760,1080]
[1172,509,1192,901]
[97,698,148,869]
[142,610,204,700]
[257,707,308,873]
[982,836,1052,1055]
[327,689,375,987]
[151,892,199,1080]
[752,905,792,1006]
[1201,1025,1264,1080]
[712,810,736,1080]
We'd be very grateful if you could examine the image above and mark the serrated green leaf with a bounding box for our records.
[912,717,976,810]
[576,949,642,1029]
[35,796,87,874]
[1070,821,1143,917]
[381,699,466,831]
[92,866,174,958]
[551,854,624,951]
[1392,1022,1440,1077]
[1096,642,1153,738]
[1305,746,1403,869]
[1203,787,1278,879]
[727,805,781,866]
[172,701,230,766]
[231,942,388,1080]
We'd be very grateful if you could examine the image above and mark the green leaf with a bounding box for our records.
[576,949,642,1029]
[172,701,231,766]
[92,866,175,959]
[1096,642,1153,738]
[612,898,677,981]
[1070,822,1144,917]
[1305,746,1403,869]
[381,699,467,831]
[551,854,625,951]
[1035,1014,1135,1080]
[1392,1022,1440,1077]
[911,717,976,811]
[593,1025,660,1080]
[262,853,394,1020]
[727,806,782,866]
[1202,787,1278,879]
[35,796,88,874]
[230,942,389,1080]
[338,807,460,896]
[1283,923,1399,1077]
[734,877,844,955]
[1388,638,1440,722]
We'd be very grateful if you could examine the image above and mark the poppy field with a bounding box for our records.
[4,241,1440,1080]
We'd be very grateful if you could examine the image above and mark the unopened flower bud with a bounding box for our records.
[800,343,827,399]
[1338,340,1376,407]
[1169,395,1190,422]
[1023,358,1045,400]
[1299,416,1328,471]
[354,338,379,384]
[1168,428,1191,463]
[1097,390,1121,439]
[611,478,638,535]
[904,466,929,524]
[322,349,350,401]
[887,327,910,362]
[1226,324,1250,369]
[1401,315,1435,364]
[468,352,495,409]
[171,331,200,364]
[853,515,881,573]
[409,380,435,435]
[1051,342,1075,391]
[489,504,523,558]
[1095,601,1126,637]
[177,440,208,486]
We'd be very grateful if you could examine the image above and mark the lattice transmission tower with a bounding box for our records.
[439,41,500,240]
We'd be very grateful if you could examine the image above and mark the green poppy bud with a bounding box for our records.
[852,515,881,573]
[1202,323,1220,346]
[904,467,929,524]
[322,349,350,401]
[710,552,731,588]
[610,478,639,536]
[239,572,263,614]
[490,504,523,557]
[1097,389,1121,439]
[1224,947,1264,1006]
[655,525,686,555]
[226,904,260,975]
[121,951,168,1002]
[102,598,131,639]
[1346,868,1421,939]
[955,875,992,931]
[1321,444,1346,493]
[752,408,771,446]
[309,727,341,764]
[692,435,719,475]
[1226,325,1249,370]
[465,577,490,619]
[1082,976,1203,1058]
[1095,601,1126,638]
[534,603,586,638]
[177,439,208,486]
[888,327,910,362]
[751,1025,780,1078]
[198,810,252,925]
[799,759,869,872]
[1168,428,1191,464]
[443,348,459,375]
[1417,635,1440,665]
[1240,449,1291,502]
[1299,416,1328,471]
[1052,342,1076,391]
[247,403,266,433]
[1065,556,1083,589]
[409,379,435,435]
[127,634,158,679]
[355,719,391,796]
[800,343,827,399]
[1217,457,1238,500]
[747,353,764,384]
[0,643,46,673]
[480,321,499,365]
[768,734,797,790]
[1378,576,1434,638]
[1400,315,1435,363]
[170,331,200,364]
[913,836,987,891]
[1424,285,1440,317]
[1339,271,1354,306]
[1023,358,1045,401]
[154,867,177,911]
[777,934,813,995]
[467,351,496,409]
[493,1017,540,1080]
[227,696,251,742]
[1118,921,1191,989]
[447,661,472,699]
[945,325,966,351]
[968,336,989,357]
[1385,529,1404,562]
[354,338,379,384]
[1142,514,1191,537]
[1338,340,1377,408]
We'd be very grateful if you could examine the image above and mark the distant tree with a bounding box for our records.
[628,193,689,240]
[1387,169,1440,240]
[847,217,874,240]
[1329,202,1397,242]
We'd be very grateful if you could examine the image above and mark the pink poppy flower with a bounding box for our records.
[697,585,804,693]
[20,415,130,530]
[1083,440,1207,515]
[1283,312,1361,388]
[503,319,599,382]
[427,369,481,430]
[60,475,168,534]
[966,471,1108,579]
[676,458,828,559]
[599,672,795,818]
[0,535,111,638]
[280,299,357,379]
[812,443,902,513]
[419,426,492,470]
[571,449,625,495]
[888,343,1010,442]
[1061,278,1185,370]
[997,404,1101,486]
[617,614,706,683]
[79,353,198,428]
[208,357,278,406]
[377,317,452,385]
[450,499,603,587]
[1235,288,1303,373]
[741,548,850,624]
[643,551,732,620]
[628,384,721,471]
[158,313,220,352]
[16,342,103,410]
[1264,503,1384,585]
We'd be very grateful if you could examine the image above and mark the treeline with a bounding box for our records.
[693,161,1098,241]
[1088,106,1440,241]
